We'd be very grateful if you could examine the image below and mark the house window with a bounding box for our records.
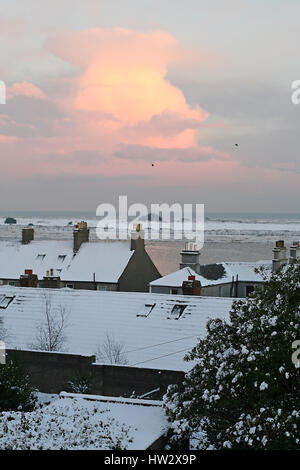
[0,296,15,308]
[8,281,15,286]
[169,304,187,320]
[171,289,178,295]
[246,285,255,296]
[66,284,74,289]
[137,303,156,317]
[97,285,107,291]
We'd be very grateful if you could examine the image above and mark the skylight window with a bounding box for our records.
[37,254,46,260]
[169,304,187,320]
[0,296,15,309]
[58,255,67,262]
[137,303,156,317]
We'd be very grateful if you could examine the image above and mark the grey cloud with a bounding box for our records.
[114,143,226,162]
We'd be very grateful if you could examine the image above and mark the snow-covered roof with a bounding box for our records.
[63,241,134,283]
[0,286,235,371]
[0,240,134,283]
[150,261,271,288]
[150,267,203,287]
[219,261,271,284]
[59,392,168,450]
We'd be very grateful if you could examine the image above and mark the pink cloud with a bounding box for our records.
[7,81,47,100]
[0,135,20,143]
[0,27,234,184]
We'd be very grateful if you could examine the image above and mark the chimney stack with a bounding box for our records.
[272,240,288,272]
[42,269,61,288]
[182,275,201,296]
[22,227,34,245]
[73,221,89,253]
[130,223,145,251]
[289,241,300,264]
[180,242,201,274]
[19,269,38,287]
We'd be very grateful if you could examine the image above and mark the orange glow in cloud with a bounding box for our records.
[48,28,209,149]
[0,27,234,183]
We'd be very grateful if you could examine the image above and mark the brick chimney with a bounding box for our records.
[180,242,201,274]
[22,227,34,245]
[19,269,38,287]
[73,221,89,253]
[182,275,201,296]
[272,240,288,272]
[42,269,61,288]
[130,223,145,251]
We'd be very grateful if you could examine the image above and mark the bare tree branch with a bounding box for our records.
[31,293,69,352]
[95,332,128,365]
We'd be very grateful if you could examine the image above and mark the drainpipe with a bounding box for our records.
[235,274,239,298]
[230,276,234,297]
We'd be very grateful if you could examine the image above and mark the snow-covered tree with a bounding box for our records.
[0,397,133,450]
[163,262,300,450]
[0,356,37,412]
[68,374,92,394]
[0,316,9,343]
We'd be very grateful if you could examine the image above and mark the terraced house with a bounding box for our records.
[0,222,161,292]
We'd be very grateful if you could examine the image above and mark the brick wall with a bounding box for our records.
[6,349,184,399]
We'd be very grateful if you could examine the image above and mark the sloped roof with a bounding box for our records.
[63,241,134,283]
[220,261,271,283]
[0,286,235,371]
[150,261,271,288]
[150,267,203,288]
[0,240,134,283]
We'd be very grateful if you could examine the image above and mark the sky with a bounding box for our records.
[0,0,300,212]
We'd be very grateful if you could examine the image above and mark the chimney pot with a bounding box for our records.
[276,240,285,248]
[130,224,145,251]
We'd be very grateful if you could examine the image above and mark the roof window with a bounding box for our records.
[168,304,187,320]
[0,295,15,309]
[137,303,156,317]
